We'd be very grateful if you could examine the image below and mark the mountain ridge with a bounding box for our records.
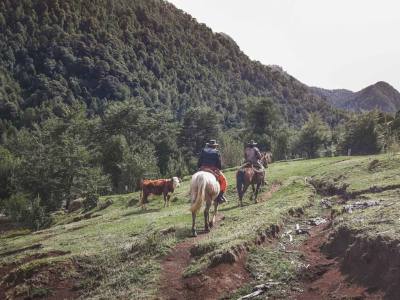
[311,81,400,113]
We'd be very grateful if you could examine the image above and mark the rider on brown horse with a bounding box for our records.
[198,139,227,204]
[244,140,263,170]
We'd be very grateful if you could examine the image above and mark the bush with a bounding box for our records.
[387,136,400,160]
[83,192,99,211]
[220,134,243,168]
[3,194,51,231]
[338,111,382,155]
[294,114,330,158]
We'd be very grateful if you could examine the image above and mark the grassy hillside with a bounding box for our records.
[2,153,400,299]
[0,0,342,130]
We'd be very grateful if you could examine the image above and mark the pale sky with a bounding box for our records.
[169,0,400,91]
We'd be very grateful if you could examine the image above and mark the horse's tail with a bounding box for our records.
[190,174,207,214]
[236,169,245,196]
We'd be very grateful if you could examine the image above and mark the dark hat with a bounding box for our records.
[247,140,257,146]
[206,139,219,147]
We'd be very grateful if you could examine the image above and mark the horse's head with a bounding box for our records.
[261,152,272,168]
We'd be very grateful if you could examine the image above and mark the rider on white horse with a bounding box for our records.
[197,139,227,204]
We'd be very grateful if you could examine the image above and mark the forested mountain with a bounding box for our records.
[2,0,400,231]
[311,81,400,113]
[0,0,342,132]
[309,87,354,108]
[0,0,347,219]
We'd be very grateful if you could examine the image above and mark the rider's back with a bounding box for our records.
[198,147,221,169]
[244,147,260,164]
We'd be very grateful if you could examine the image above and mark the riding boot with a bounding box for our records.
[216,191,226,204]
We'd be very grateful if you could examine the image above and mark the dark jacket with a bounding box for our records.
[198,147,222,169]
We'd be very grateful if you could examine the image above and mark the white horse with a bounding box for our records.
[190,171,220,237]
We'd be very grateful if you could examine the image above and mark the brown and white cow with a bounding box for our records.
[139,177,180,209]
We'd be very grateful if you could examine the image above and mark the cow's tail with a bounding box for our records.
[236,169,245,198]
[190,174,207,214]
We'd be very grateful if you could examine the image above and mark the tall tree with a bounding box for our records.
[244,96,282,150]
[295,113,330,158]
[338,111,382,155]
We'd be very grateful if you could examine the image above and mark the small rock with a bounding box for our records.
[320,198,333,208]
[68,198,84,213]
[98,198,113,210]
[343,200,380,213]
[308,217,327,226]
[210,250,237,267]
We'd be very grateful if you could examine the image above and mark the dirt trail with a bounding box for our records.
[159,214,250,300]
[293,221,383,299]
[259,182,281,202]
[159,184,281,300]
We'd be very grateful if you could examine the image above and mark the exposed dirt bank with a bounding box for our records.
[0,250,79,300]
[324,226,400,299]
[293,222,383,299]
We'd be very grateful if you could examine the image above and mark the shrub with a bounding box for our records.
[3,194,51,231]
[338,111,382,155]
[83,192,99,211]
[294,114,330,158]
[220,134,243,168]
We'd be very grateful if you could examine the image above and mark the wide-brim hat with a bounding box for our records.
[247,140,257,146]
[206,139,219,146]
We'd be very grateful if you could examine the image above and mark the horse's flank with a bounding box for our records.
[190,171,219,213]
[236,152,269,206]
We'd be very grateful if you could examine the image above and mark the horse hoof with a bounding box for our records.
[209,222,214,228]
[192,229,197,237]
[204,227,210,233]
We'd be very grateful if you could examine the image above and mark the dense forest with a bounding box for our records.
[0,0,399,229]
[0,0,342,130]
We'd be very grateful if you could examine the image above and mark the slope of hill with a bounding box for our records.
[1,154,400,299]
[311,81,400,113]
[0,0,342,129]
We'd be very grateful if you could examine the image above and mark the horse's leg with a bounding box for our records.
[241,183,249,206]
[209,200,218,228]
[250,184,255,201]
[192,212,197,237]
[167,194,171,207]
[163,193,167,208]
[237,171,243,207]
[238,188,244,207]
[204,201,211,232]
[238,190,243,207]
[254,183,261,203]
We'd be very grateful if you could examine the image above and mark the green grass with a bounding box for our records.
[1,154,400,299]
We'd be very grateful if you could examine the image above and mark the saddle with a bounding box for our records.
[241,162,264,174]
[199,166,219,180]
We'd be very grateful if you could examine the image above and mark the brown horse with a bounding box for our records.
[236,152,271,206]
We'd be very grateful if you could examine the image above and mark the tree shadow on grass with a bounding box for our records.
[218,201,252,212]
[122,208,160,217]
[174,227,193,240]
